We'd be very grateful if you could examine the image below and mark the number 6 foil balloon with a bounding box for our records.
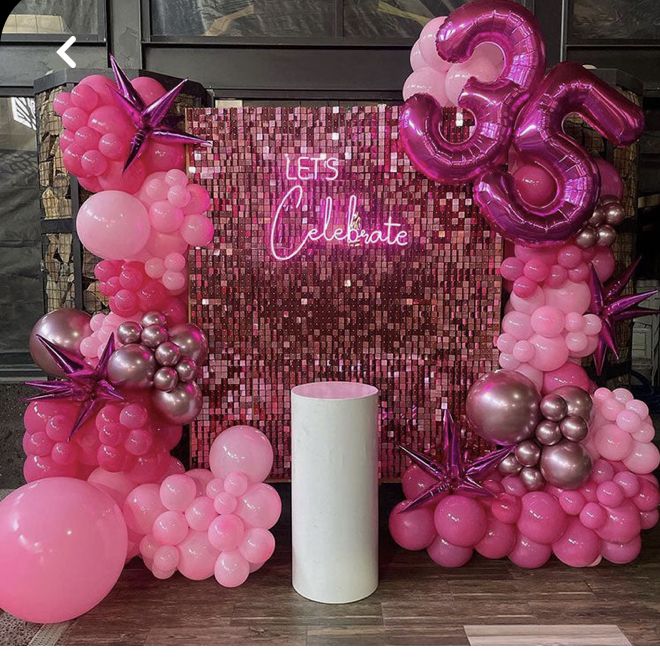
[475,62,644,245]
[399,0,545,183]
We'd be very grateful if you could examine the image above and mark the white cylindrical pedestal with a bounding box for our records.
[291,381,379,604]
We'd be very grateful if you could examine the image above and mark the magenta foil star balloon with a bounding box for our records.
[110,55,212,170]
[26,334,124,437]
[399,410,512,511]
[589,261,660,375]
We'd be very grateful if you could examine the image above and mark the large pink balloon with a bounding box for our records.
[235,483,282,529]
[433,495,487,547]
[77,191,151,260]
[389,501,436,551]
[0,478,127,623]
[210,426,274,483]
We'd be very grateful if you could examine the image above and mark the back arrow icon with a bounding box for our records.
[56,36,77,68]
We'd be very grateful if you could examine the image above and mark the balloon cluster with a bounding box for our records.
[404,16,503,107]
[108,311,207,424]
[586,387,660,474]
[498,386,593,491]
[575,195,625,249]
[53,75,183,194]
[124,426,281,587]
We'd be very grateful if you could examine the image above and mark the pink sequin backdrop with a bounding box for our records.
[186,105,501,480]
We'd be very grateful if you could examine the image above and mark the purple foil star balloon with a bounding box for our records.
[110,55,212,170]
[26,334,124,437]
[399,410,512,511]
[589,260,660,375]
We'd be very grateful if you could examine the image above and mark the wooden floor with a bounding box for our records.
[2,485,659,646]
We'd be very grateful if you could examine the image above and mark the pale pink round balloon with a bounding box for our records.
[0,478,127,623]
[402,68,448,106]
[215,549,250,587]
[77,191,151,260]
[418,16,449,71]
[238,528,276,564]
[210,425,274,482]
[160,474,197,512]
[123,483,166,535]
[178,530,217,580]
[235,483,282,529]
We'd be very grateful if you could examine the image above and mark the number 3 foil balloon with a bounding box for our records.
[399,0,545,183]
[475,62,644,245]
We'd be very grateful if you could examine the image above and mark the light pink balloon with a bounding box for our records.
[517,492,568,545]
[208,513,245,551]
[402,68,448,106]
[544,281,591,314]
[389,501,437,550]
[77,191,151,260]
[418,16,450,71]
[445,57,499,106]
[596,501,641,544]
[528,334,569,372]
[624,442,660,474]
[87,467,136,508]
[433,495,487,547]
[123,483,166,535]
[427,535,473,568]
[509,287,545,315]
[594,424,632,462]
[508,534,552,568]
[184,496,217,531]
[153,545,179,573]
[235,483,282,529]
[502,311,532,340]
[0,478,127,623]
[210,425,274,482]
[409,39,427,71]
[552,519,600,567]
[152,510,188,546]
[215,549,250,587]
[530,306,565,337]
[178,530,217,580]
[160,474,197,512]
[181,213,214,247]
[515,364,544,391]
[238,528,276,564]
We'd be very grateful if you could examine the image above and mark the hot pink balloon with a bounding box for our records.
[427,535,473,568]
[542,362,591,394]
[508,533,551,568]
[0,478,127,623]
[595,501,641,544]
[389,501,437,551]
[601,535,641,564]
[433,495,487,547]
[512,163,557,207]
[475,515,516,559]
[552,519,600,567]
[517,491,567,545]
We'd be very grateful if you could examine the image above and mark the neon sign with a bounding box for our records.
[270,154,410,261]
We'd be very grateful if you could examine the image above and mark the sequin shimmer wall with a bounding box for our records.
[186,105,501,480]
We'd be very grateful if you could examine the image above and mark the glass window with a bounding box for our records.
[2,0,98,37]
[151,0,334,38]
[568,0,660,42]
[0,97,43,355]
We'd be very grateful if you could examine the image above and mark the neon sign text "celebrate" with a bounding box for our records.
[270,154,410,261]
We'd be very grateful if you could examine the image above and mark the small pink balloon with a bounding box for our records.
[210,426,274,482]
[153,545,179,573]
[513,164,557,208]
[152,510,188,546]
[475,515,516,559]
[238,528,276,564]
[502,311,532,340]
[445,57,499,106]
[131,76,166,105]
[409,39,427,71]
[632,423,655,444]
[185,496,217,531]
[389,501,436,551]
[215,549,250,587]
[518,492,568,545]
[596,501,641,544]
[512,340,535,363]
[181,214,214,246]
[523,258,550,283]
[530,306,565,337]
[178,530,217,580]
[401,464,438,502]
[579,501,607,530]
[402,68,448,106]
[214,492,238,515]
[208,513,245,551]
[594,424,632,462]
[528,334,569,372]
[558,490,586,516]
[160,474,197,512]
[596,481,625,508]
[433,495,487,547]
[512,277,537,299]
[613,471,640,498]
[496,332,517,354]
[224,472,249,497]
[87,468,136,508]
[552,519,600,567]
[235,483,282,529]
[591,247,616,282]
[509,287,545,315]
[490,494,522,525]
[632,478,660,512]
[508,534,552,569]
[500,257,524,281]
[427,535,473,568]
[515,364,544,392]
[640,509,659,530]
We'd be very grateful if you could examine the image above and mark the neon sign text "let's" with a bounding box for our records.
[270,154,410,261]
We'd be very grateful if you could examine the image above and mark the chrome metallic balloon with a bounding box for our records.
[29,309,92,376]
[575,226,598,249]
[155,341,181,366]
[141,324,169,348]
[152,381,202,425]
[539,393,568,422]
[116,321,142,345]
[515,439,541,467]
[540,440,592,489]
[498,452,523,476]
[596,224,617,247]
[535,419,562,446]
[107,343,156,389]
[466,370,540,445]
[560,415,589,442]
[169,324,208,364]
[175,357,197,382]
[587,207,605,227]
[141,311,167,327]
[153,366,179,392]
[603,201,625,226]
[553,386,593,420]
[520,466,545,491]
